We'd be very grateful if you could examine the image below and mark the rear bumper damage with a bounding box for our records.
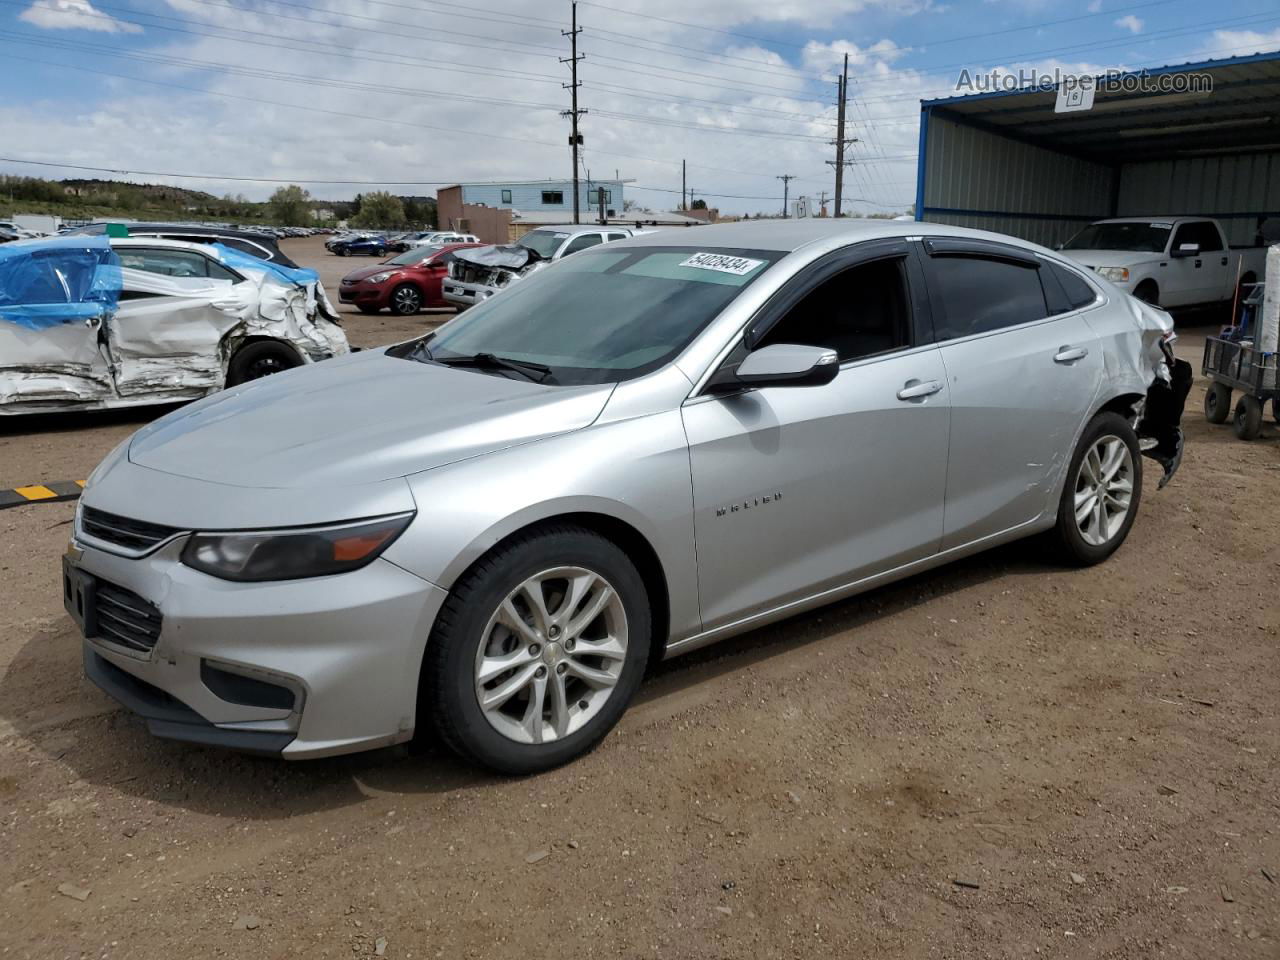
[1139,347,1193,489]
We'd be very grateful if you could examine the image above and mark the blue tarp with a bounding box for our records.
[0,235,122,331]
[208,243,318,286]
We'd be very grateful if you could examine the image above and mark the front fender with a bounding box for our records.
[382,410,702,641]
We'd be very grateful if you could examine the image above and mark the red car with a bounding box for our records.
[338,243,483,315]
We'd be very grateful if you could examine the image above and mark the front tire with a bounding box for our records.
[1204,382,1232,424]
[423,525,651,774]
[1050,412,1142,566]
[1133,281,1158,306]
[390,284,422,316]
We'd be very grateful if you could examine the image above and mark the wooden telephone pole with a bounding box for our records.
[827,53,857,217]
[561,1,586,225]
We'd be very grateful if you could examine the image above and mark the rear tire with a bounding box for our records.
[1204,382,1232,424]
[1233,395,1263,440]
[226,341,302,387]
[423,525,651,775]
[338,248,350,257]
[1049,412,1142,567]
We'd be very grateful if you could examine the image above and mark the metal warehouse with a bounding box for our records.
[914,51,1280,248]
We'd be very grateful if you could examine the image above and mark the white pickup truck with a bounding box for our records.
[1061,217,1266,310]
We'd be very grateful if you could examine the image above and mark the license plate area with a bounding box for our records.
[62,555,98,638]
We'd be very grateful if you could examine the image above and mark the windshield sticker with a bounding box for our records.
[678,252,765,276]
[552,233,569,239]
[1149,222,1172,229]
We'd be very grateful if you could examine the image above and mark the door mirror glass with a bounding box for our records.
[736,343,839,387]
[1172,242,1200,258]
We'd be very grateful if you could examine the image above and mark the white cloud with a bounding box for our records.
[1086,0,1101,13]
[1114,14,1143,34]
[18,0,142,33]
[1197,27,1280,59]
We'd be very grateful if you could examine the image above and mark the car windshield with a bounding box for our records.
[387,246,442,265]
[396,246,779,385]
[1064,222,1170,253]
[518,230,566,259]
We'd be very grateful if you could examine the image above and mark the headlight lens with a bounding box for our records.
[367,272,395,284]
[181,513,414,582]
[1097,266,1130,282]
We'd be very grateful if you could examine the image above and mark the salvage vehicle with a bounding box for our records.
[330,234,391,257]
[339,243,483,315]
[1,236,348,414]
[1061,217,1266,310]
[69,222,301,268]
[442,225,635,310]
[393,231,480,252]
[64,220,1189,773]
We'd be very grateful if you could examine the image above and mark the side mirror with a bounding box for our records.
[1171,242,1200,258]
[735,343,839,388]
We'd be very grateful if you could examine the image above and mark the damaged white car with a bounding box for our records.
[442,225,636,310]
[0,236,348,414]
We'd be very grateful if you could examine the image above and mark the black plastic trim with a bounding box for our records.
[200,661,296,711]
[84,647,293,757]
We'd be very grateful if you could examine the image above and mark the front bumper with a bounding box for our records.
[442,279,497,308]
[338,284,389,308]
[70,534,448,759]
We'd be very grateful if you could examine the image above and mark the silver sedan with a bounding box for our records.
[63,220,1190,773]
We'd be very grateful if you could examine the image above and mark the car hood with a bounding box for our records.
[1060,249,1161,269]
[341,263,407,282]
[127,350,615,488]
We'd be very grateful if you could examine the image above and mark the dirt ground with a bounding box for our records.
[1,238,1277,959]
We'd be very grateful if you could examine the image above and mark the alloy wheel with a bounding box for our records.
[1073,435,1134,546]
[392,287,421,314]
[474,566,628,745]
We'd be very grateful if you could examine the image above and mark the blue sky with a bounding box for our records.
[1,0,1278,212]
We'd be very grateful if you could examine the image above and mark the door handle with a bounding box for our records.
[1194,259,1202,268]
[1221,257,1229,266]
[1054,346,1089,363]
[896,379,942,401]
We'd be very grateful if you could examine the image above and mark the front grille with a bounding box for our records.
[95,581,163,653]
[81,506,181,553]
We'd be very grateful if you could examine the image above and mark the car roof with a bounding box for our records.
[525,225,624,236]
[1091,216,1202,224]
[111,237,234,254]
[616,217,1047,254]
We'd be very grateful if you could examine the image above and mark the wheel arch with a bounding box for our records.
[434,508,673,667]
[223,334,306,368]
[1132,277,1159,303]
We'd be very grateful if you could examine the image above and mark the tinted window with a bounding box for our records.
[541,190,564,204]
[1172,221,1222,253]
[607,232,629,241]
[563,234,603,256]
[1052,263,1098,309]
[930,255,1048,339]
[501,189,512,203]
[759,257,910,362]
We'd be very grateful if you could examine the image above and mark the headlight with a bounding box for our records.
[1097,266,1130,283]
[181,513,414,582]
[367,272,395,284]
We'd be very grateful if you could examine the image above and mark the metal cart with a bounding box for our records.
[1202,282,1279,439]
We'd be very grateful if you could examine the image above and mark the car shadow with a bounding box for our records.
[0,403,183,437]
[0,538,1055,819]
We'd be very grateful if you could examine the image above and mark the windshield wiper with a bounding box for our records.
[434,352,554,383]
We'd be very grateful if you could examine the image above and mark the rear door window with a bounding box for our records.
[928,255,1049,340]
[562,234,604,256]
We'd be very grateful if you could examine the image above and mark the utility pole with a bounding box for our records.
[817,190,829,218]
[776,174,796,218]
[560,1,586,225]
[826,53,857,218]
[681,159,687,211]
[597,186,606,224]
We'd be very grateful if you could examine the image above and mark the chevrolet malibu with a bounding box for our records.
[64,220,1190,774]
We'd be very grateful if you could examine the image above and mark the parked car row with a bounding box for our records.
[62,219,1190,774]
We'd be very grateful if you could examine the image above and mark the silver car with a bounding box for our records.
[64,220,1189,773]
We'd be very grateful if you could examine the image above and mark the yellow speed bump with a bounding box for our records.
[0,481,86,510]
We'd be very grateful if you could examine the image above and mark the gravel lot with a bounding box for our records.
[1,237,1277,958]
